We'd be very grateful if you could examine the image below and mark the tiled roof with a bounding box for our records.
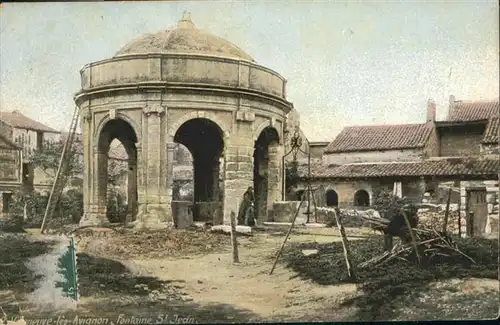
[299,158,499,179]
[323,123,432,153]
[0,110,59,133]
[448,100,499,121]
[482,117,499,144]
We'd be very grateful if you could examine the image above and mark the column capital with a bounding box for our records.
[81,108,92,123]
[167,142,176,151]
[144,103,166,117]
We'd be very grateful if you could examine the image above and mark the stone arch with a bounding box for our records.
[94,111,142,145]
[172,117,226,222]
[326,189,338,207]
[253,120,282,144]
[253,126,281,221]
[354,189,370,207]
[168,110,231,140]
[96,118,139,223]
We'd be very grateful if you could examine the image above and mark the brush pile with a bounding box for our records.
[358,227,475,269]
[358,190,475,269]
[362,191,419,240]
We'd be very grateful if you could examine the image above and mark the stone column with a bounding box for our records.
[135,103,170,229]
[267,142,282,220]
[126,157,138,222]
[223,138,253,224]
[459,181,468,237]
[393,181,402,198]
[166,141,175,220]
[80,108,92,223]
[80,145,108,226]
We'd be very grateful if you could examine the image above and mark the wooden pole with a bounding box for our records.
[402,210,421,267]
[442,188,452,233]
[458,183,462,237]
[332,207,356,281]
[229,210,239,264]
[270,191,306,275]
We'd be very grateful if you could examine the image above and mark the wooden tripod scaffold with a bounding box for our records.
[281,130,318,223]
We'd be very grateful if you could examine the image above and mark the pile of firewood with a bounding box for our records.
[418,209,461,234]
[356,191,475,269]
[358,227,475,269]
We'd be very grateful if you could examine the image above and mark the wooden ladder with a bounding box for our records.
[40,106,80,234]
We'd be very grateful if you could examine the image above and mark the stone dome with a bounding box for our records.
[114,12,255,62]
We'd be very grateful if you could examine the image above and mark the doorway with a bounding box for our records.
[466,188,488,237]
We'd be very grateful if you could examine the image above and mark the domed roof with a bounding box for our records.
[115,12,255,62]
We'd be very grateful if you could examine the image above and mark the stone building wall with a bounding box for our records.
[324,148,424,165]
[438,125,484,157]
[296,178,426,208]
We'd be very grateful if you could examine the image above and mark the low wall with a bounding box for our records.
[193,201,223,225]
[171,201,193,229]
[316,207,380,227]
[269,201,308,224]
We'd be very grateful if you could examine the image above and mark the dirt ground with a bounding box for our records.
[3,226,499,323]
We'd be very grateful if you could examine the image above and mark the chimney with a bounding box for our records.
[447,94,456,119]
[427,99,436,122]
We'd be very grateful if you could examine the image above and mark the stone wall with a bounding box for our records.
[324,148,424,165]
[82,55,287,100]
[417,205,461,234]
[193,201,223,224]
[171,200,193,228]
[269,201,308,224]
[438,125,484,157]
[296,178,426,208]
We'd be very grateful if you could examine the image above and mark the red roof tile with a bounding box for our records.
[323,123,432,153]
[482,117,499,144]
[0,110,59,133]
[300,158,499,179]
[448,100,499,121]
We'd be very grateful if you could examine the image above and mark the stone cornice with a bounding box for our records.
[74,82,293,114]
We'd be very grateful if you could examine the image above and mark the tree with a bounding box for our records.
[8,139,85,227]
[30,140,83,179]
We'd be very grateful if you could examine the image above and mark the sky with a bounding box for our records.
[1,1,499,142]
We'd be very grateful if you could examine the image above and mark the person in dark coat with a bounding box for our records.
[238,187,254,225]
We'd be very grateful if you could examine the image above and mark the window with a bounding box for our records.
[354,190,370,206]
[326,189,339,206]
[22,163,31,183]
[37,132,44,150]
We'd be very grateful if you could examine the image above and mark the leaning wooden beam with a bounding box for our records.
[402,210,421,267]
[332,207,357,281]
[270,191,306,275]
